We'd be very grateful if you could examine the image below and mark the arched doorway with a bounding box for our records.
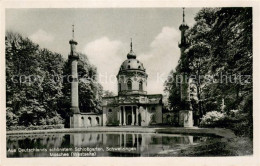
[138,113,141,126]
[127,114,132,125]
[88,117,92,126]
[96,117,100,126]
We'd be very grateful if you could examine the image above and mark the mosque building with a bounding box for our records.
[101,41,163,126]
[69,8,193,128]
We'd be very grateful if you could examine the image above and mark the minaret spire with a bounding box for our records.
[130,38,133,52]
[127,38,136,59]
[69,24,78,57]
[182,7,185,23]
[72,24,75,39]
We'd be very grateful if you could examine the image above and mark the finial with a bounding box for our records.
[130,38,133,52]
[72,24,75,39]
[127,38,136,59]
[182,7,185,23]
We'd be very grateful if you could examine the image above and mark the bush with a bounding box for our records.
[199,110,252,138]
[111,120,120,126]
[200,111,225,127]
[6,108,18,127]
[106,120,119,126]
[7,124,64,131]
[47,115,64,125]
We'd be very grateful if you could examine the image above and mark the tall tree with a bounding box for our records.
[164,8,252,130]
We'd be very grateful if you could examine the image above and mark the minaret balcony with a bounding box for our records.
[69,53,79,60]
[179,24,189,31]
[69,39,78,45]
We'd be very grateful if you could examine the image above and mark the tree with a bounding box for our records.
[6,32,63,127]
[103,90,115,97]
[164,70,182,111]
[164,8,252,132]
[6,31,106,129]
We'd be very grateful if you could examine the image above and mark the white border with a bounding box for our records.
[1,0,260,166]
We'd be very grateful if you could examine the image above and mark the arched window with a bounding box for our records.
[96,117,100,125]
[118,83,121,92]
[127,80,132,90]
[81,117,84,127]
[88,117,92,126]
[139,81,143,91]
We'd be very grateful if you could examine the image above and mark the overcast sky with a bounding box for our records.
[6,8,201,94]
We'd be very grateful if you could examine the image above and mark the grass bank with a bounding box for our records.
[177,136,253,156]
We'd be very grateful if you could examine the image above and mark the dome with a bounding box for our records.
[120,58,145,71]
[117,40,148,95]
[119,40,145,71]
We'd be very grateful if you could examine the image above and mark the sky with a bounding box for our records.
[6,8,201,94]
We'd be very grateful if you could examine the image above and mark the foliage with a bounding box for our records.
[164,70,183,111]
[7,124,64,131]
[199,111,225,127]
[107,120,119,126]
[164,7,252,137]
[103,90,115,97]
[178,136,252,156]
[200,108,252,138]
[6,31,104,129]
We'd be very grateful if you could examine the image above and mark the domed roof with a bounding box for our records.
[120,58,145,71]
[119,40,145,71]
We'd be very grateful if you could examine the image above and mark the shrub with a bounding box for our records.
[200,111,225,127]
[6,108,18,127]
[7,124,64,131]
[111,120,120,126]
[199,110,252,138]
[47,115,64,125]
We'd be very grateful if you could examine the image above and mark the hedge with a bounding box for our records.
[7,124,64,131]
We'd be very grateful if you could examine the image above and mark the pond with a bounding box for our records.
[7,132,220,157]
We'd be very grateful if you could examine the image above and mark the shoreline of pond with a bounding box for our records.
[6,126,236,138]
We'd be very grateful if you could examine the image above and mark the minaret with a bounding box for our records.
[178,8,193,127]
[69,25,80,114]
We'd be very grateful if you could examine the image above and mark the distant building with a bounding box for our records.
[102,41,163,126]
[70,9,193,128]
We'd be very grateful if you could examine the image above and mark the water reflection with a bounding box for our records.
[7,132,211,157]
